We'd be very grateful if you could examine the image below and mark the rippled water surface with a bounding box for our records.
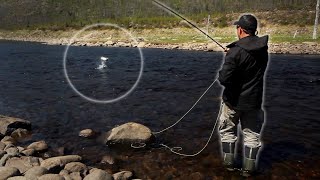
[0,40,319,179]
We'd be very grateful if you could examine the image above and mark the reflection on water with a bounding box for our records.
[0,40,319,179]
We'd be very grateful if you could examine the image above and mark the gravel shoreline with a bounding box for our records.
[1,36,319,55]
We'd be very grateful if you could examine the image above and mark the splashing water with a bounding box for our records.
[96,56,108,69]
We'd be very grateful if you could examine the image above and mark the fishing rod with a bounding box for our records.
[152,0,227,52]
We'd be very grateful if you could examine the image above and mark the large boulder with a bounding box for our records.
[0,115,31,135]
[104,122,153,144]
[40,155,82,171]
[0,167,20,180]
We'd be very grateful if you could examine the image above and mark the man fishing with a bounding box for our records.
[218,14,268,177]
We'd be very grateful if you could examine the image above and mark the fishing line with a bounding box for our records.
[132,0,223,157]
[152,0,227,52]
[130,1,224,156]
[131,77,221,157]
[146,77,221,157]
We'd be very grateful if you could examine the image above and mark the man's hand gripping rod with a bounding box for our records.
[152,0,227,52]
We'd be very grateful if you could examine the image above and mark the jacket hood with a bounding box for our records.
[227,35,268,52]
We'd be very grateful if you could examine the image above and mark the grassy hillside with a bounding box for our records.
[0,0,317,30]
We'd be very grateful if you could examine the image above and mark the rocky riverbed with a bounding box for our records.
[0,115,142,180]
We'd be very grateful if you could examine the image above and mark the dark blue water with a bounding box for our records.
[0,40,319,179]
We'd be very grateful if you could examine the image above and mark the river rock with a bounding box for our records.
[79,129,95,138]
[0,167,20,180]
[5,147,19,156]
[1,136,16,145]
[0,115,31,135]
[59,169,72,180]
[106,41,115,46]
[40,155,82,171]
[0,154,12,166]
[101,155,115,165]
[21,148,35,156]
[84,169,113,180]
[105,122,153,144]
[59,169,69,176]
[5,156,40,173]
[64,162,87,175]
[38,174,65,180]
[25,166,48,179]
[27,140,48,151]
[0,142,5,150]
[70,172,82,180]
[0,150,5,158]
[10,128,30,139]
[61,174,72,180]
[7,176,27,180]
[116,42,131,47]
[113,171,133,180]
[17,146,24,152]
[207,43,218,51]
[4,143,15,151]
[137,42,146,48]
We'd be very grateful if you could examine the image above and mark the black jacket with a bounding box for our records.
[218,35,269,110]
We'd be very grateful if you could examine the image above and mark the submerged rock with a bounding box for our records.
[101,155,115,165]
[104,122,153,145]
[79,129,95,138]
[0,115,31,136]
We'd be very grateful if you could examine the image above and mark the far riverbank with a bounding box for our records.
[0,27,319,54]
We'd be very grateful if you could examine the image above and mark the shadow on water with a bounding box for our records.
[0,41,319,179]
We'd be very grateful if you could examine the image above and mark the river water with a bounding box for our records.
[0,40,319,179]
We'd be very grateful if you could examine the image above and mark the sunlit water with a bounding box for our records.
[0,40,319,179]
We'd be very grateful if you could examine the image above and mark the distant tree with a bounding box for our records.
[313,0,320,39]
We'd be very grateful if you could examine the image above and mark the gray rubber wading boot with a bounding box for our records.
[242,146,259,177]
[222,142,236,171]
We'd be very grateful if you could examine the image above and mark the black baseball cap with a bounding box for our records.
[233,14,258,32]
